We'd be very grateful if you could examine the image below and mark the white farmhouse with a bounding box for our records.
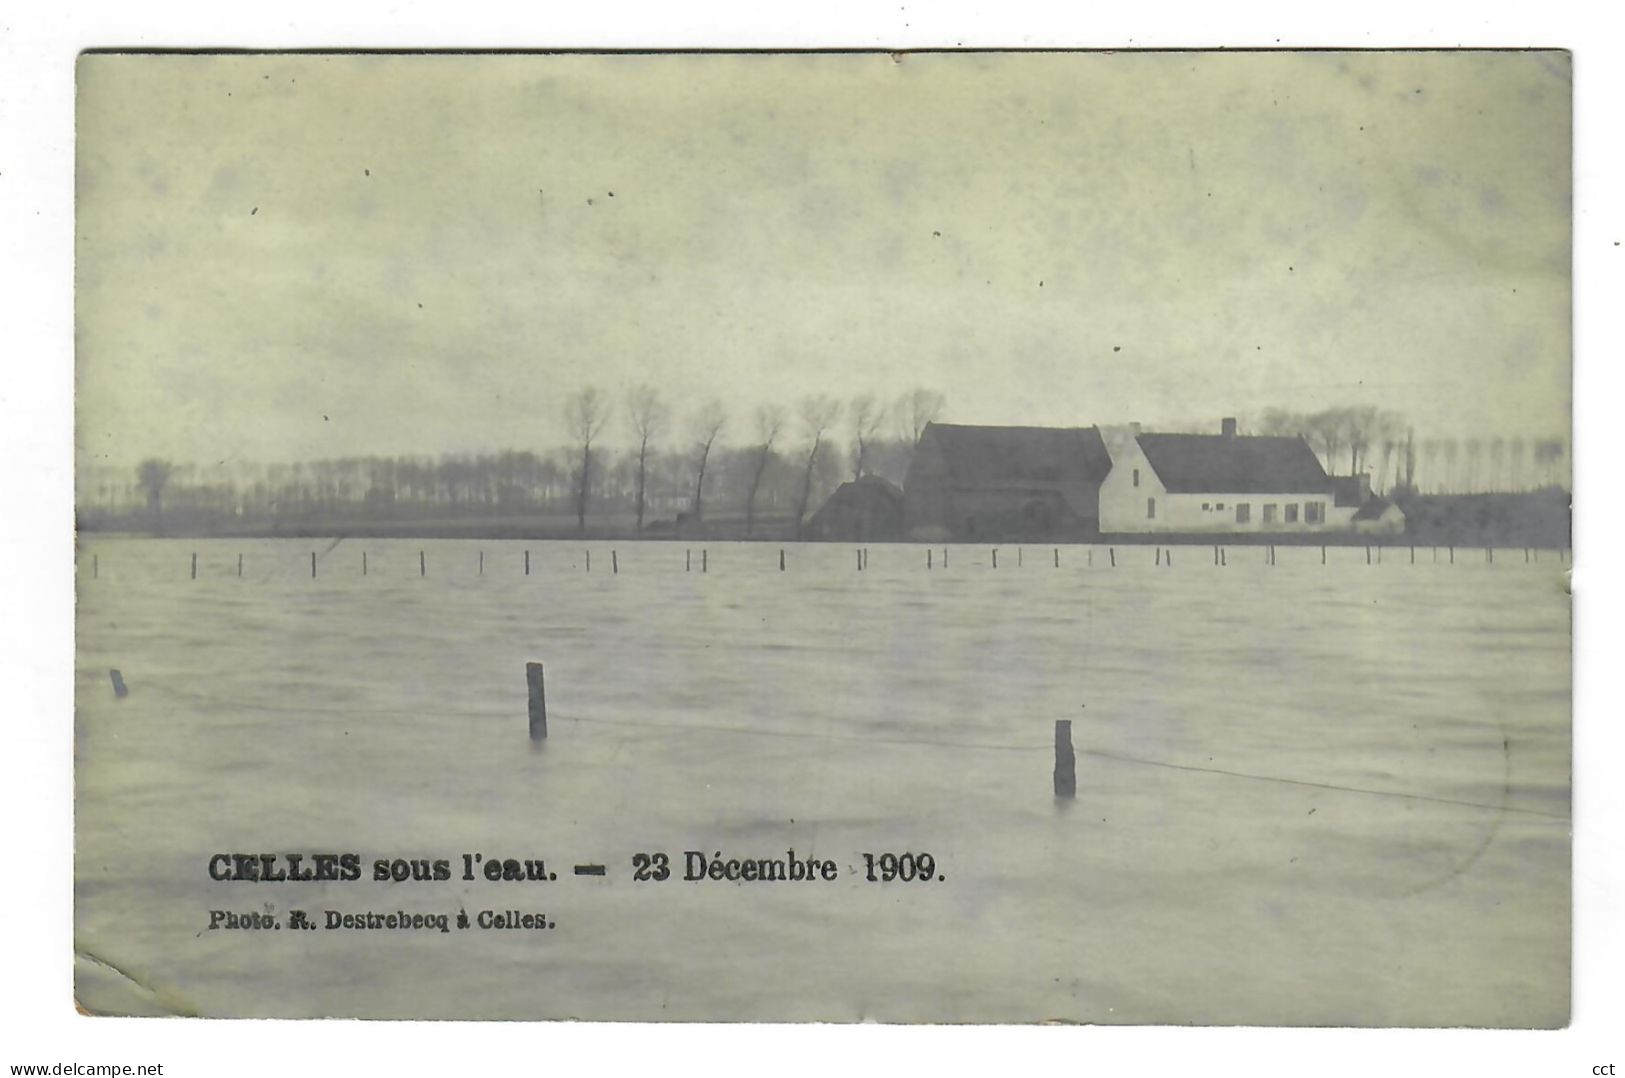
[1098,418,1400,535]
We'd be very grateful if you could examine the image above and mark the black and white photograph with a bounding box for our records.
[66,47,1577,1029]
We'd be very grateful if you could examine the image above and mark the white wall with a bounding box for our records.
[1098,426,1343,533]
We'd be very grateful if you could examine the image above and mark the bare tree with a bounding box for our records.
[1462,438,1484,492]
[565,387,611,534]
[794,395,842,538]
[1301,410,1347,474]
[136,458,174,534]
[895,388,946,445]
[1487,436,1507,492]
[745,403,786,537]
[1506,435,1527,491]
[688,401,728,522]
[849,393,884,479]
[625,385,668,533]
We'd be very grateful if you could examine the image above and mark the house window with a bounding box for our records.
[1133,468,1140,488]
[1305,502,1324,524]
[1263,504,1277,524]
[1215,502,1225,511]
[1285,503,1299,523]
[1202,502,1210,511]
[1236,503,1251,524]
[1146,497,1156,520]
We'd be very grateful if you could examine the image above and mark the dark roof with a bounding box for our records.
[1330,476,1369,508]
[1136,433,1329,494]
[923,423,1112,485]
[1352,495,1396,521]
[827,475,903,505]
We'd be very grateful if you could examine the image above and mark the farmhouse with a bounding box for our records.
[899,417,1403,539]
[901,423,1113,540]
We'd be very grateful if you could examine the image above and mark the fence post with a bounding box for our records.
[311,552,317,578]
[526,662,547,741]
[109,669,128,699]
[362,552,367,576]
[927,548,933,570]
[703,549,708,573]
[191,552,197,580]
[1054,720,1076,799]
[93,554,98,579]
[1109,547,1116,567]
[1054,547,1059,568]
[992,548,998,569]
[780,548,786,571]
[420,551,426,577]
[586,550,591,572]
[686,549,691,572]
[238,553,243,578]
[479,550,484,575]
[612,550,619,574]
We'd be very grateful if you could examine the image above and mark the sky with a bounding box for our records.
[75,50,1571,468]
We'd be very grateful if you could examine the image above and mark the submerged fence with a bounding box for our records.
[80,540,1571,581]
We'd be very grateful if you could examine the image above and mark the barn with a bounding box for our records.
[804,475,905,541]
[901,423,1113,541]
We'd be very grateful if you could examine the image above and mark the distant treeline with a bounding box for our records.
[1251,405,1567,495]
[80,392,1568,539]
[80,388,948,538]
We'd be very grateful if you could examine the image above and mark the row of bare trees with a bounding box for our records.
[1252,406,1567,494]
[103,388,946,536]
[560,387,943,536]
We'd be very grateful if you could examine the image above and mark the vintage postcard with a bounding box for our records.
[74,49,1571,1023]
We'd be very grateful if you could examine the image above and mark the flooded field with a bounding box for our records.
[74,538,1571,1025]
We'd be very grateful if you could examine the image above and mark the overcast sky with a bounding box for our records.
[76,50,1570,468]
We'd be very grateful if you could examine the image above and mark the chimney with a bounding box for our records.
[1221,417,1238,438]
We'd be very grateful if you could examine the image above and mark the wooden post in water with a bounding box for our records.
[702,549,708,573]
[612,550,619,574]
[362,552,367,576]
[1054,547,1059,568]
[191,552,197,579]
[857,548,863,571]
[1487,548,1493,564]
[524,549,531,576]
[525,662,547,741]
[686,549,691,572]
[420,551,426,577]
[1088,549,1093,566]
[780,549,786,571]
[992,548,998,569]
[311,552,317,578]
[109,669,127,699]
[1365,546,1371,565]
[1449,546,1455,564]
[1155,547,1161,567]
[586,550,591,572]
[1053,720,1076,799]
[1018,547,1023,568]
[1321,545,1326,565]
[927,548,933,570]
[93,555,98,579]
[1410,546,1415,564]
[1165,548,1172,568]
[479,550,484,575]
[237,553,243,578]
[1221,547,1227,567]
[1109,547,1116,567]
